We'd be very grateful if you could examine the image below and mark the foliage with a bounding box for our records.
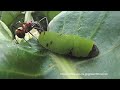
[0,11,119,79]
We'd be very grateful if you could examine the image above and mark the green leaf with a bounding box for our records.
[0,11,21,27]
[48,11,120,79]
[0,11,65,79]
[41,11,61,21]
[0,40,54,79]
[32,11,61,22]
[1,11,120,79]
[0,20,13,40]
[24,11,34,22]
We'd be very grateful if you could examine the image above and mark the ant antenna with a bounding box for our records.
[12,25,17,29]
[33,17,48,33]
[39,17,48,27]
[15,21,21,26]
[16,21,25,27]
[21,18,24,23]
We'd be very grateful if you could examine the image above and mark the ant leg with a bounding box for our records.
[28,31,40,44]
[15,38,19,44]
[16,21,21,25]
[39,17,48,31]
[28,31,38,40]
[11,25,18,42]
[23,38,31,46]
[34,27,44,34]
[39,17,48,27]
[12,25,17,30]
[16,21,25,27]
[21,18,24,23]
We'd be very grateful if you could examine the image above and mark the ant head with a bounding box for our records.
[26,21,32,26]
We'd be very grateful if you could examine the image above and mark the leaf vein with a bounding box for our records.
[90,11,109,39]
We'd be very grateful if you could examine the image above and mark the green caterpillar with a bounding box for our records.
[38,31,99,58]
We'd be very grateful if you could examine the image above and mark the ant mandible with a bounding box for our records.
[12,17,48,44]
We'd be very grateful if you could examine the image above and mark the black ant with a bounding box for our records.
[12,17,48,44]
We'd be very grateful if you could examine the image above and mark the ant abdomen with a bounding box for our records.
[15,28,25,38]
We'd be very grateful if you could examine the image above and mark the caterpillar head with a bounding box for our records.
[87,44,99,58]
